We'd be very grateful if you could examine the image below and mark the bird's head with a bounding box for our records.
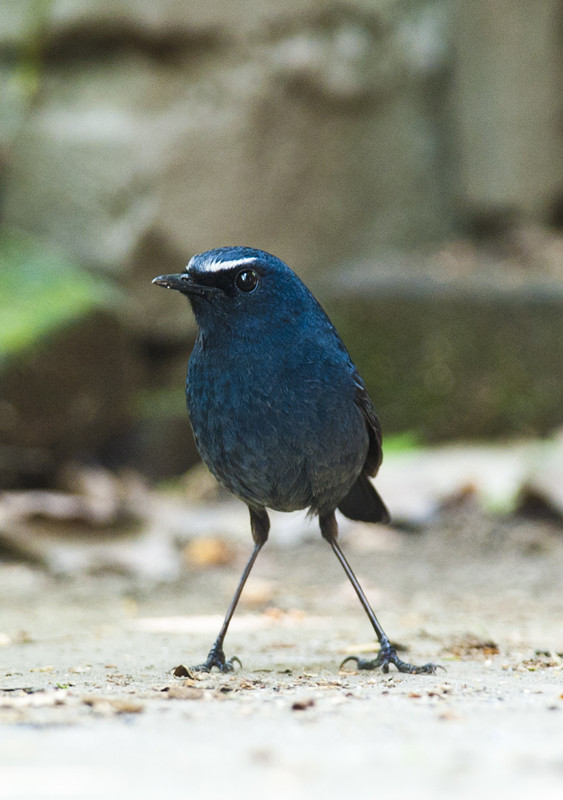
[152,247,318,333]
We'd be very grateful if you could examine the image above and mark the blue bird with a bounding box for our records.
[153,247,438,674]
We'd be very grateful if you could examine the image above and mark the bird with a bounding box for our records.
[153,246,438,675]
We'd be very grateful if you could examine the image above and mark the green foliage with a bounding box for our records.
[0,230,117,364]
[382,430,422,454]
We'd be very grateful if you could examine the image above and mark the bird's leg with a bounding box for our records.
[189,506,270,674]
[319,512,441,675]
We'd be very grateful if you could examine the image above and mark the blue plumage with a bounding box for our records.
[153,247,438,675]
[186,251,373,517]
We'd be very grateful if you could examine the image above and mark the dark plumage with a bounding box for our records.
[153,247,438,675]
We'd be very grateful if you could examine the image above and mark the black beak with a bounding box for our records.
[152,273,211,297]
[152,273,189,291]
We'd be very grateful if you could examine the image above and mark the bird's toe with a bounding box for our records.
[340,644,443,675]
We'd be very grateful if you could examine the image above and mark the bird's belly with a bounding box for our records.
[192,414,313,511]
[188,393,366,514]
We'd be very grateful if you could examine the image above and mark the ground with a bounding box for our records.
[1,484,562,800]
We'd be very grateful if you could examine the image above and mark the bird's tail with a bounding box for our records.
[338,472,390,524]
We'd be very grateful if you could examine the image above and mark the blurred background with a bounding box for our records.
[0,0,562,523]
[2,5,563,780]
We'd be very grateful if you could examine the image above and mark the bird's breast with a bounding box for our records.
[186,336,368,514]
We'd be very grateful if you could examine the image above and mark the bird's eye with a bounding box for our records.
[235,269,259,293]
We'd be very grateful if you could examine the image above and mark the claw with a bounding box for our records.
[340,643,444,675]
[189,647,242,674]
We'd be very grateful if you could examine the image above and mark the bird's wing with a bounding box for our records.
[338,376,389,523]
[354,378,383,477]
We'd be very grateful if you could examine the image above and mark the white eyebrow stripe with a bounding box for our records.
[190,256,259,274]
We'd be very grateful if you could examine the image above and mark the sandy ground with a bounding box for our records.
[1,501,562,800]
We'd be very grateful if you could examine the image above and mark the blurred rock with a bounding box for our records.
[453,0,563,222]
[0,310,132,487]
[326,248,563,441]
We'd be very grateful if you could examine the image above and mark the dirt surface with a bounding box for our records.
[1,501,563,799]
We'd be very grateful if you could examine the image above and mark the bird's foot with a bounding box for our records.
[340,640,443,675]
[176,644,242,676]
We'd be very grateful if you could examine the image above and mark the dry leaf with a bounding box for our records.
[183,537,236,568]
